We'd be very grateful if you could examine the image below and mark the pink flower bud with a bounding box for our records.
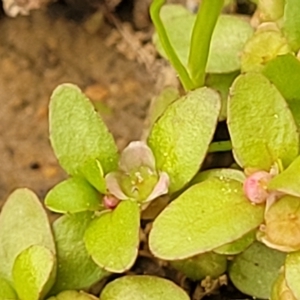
[103,194,120,209]
[243,171,273,204]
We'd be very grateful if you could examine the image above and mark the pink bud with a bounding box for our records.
[243,171,273,204]
[103,194,120,209]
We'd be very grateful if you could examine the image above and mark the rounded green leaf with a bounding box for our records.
[268,155,300,197]
[100,275,189,300]
[283,0,300,51]
[263,53,300,128]
[229,241,286,299]
[271,273,297,300]
[12,245,56,300]
[170,252,227,281]
[148,87,220,193]
[228,73,299,170]
[154,5,253,73]
[190,168,246,186]
[49,84,118,176]
[0,278,17,300]
[50,212,108,294]
[84,200,140,273]
[149,178,264,260]
[214,230,256,255]
[285,251,300,299]
[45,178,101,214]
[47,290,98,300]
[0,189,55,282]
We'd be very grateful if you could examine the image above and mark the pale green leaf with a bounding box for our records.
[283,0,300,51]
[154,5,253,73]
[285,251,300,299]
[148,87,220,193]
[47,290,98,300]
[268,155,300,197]
[50,212,108,294]
[49,84,118,176]
[271,273,297,300]
[100,275,189,300]
[0,189,55,282]
[214,230,256,255]
[229,241,286,299]
[45,177,101,214]
[0,278,17,300]
[170,252,227,281]
[12,245,56,300]
[190,168,246,186]
[241,27,290,73]
[149,178,264,260]
[228,73,299,170]
[84,201,140,273]
[257,0,284,21]
[263,53,300,128]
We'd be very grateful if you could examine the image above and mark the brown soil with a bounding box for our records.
[0,5,155,203]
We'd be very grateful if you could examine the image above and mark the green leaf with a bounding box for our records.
[283,0,300,51]
[0,189,55,282]
[190,168,246,186]
[214,230,256,255]
[263,53,300,128]
[49,84,118,177]
[50,212,108,294]
[228,72,299,170]
[170,252,227,281]
[285,251,300,299]
[205,71,239,121]
[12,245,56,300]
[47,290,98,300]
[241,26,290,73]
[229,241,286,299]
[271,273,297,300]
[149,178,264,260]
[84,201,140,273]
[147,86,179,131]
[268,155,300,197]
[153,5,253,73]
[0,278,17,300]
[100,275,189,300]
[148,87,220,193]
[257,0,284,21]
[45,177,101,214]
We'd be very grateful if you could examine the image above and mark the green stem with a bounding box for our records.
[208,140,232,153]
[188,0,224,88]
[150,0,194,91]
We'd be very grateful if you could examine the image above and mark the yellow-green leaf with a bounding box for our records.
[285,251,300,299]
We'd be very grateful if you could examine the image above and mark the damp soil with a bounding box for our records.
[0,3,250,300]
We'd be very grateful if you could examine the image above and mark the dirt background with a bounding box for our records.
[0,2,160,203]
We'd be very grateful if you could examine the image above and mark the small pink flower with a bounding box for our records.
[243,171,273,204]
[103,194,120,209]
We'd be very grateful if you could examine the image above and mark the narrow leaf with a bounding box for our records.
[153,5,253,73]
[45,177,101,214]
[148,87,220,193]
[12,245,56,300]
[50,212,108,294]
[268,155,300,197]
[100,275,189,300]
[149,178,264,260]
[228,73,299,170]
[285,251,300,299]
[229,242,286,299]
[49,84,118,176]
[0,189,55,282]
[84,201,140,273]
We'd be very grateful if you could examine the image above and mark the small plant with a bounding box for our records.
[1,0,300,299]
